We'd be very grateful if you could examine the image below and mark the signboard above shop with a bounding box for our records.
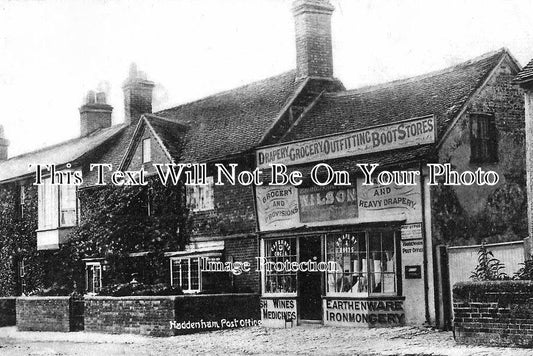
[256,115,435,168]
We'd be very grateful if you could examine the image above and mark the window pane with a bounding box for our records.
[190,258,199,290]
[326,232,367,295]
[264,238,297,294]
[38,177,57,229]
[60,185,77,226]
[142,138,151,163]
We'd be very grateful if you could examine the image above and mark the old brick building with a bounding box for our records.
[0,0,527,331]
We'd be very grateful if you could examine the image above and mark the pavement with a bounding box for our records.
[0,325,531,355]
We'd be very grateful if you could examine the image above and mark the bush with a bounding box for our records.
[98,282,183,296]
[454,280,533,303]
[514,258,533,280]
[470,243,509,281]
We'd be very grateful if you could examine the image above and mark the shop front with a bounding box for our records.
[256,177,433,327]
[255,118,436,328]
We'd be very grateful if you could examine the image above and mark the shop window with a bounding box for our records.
[86,262,102,294]
[470,113,497,163]
[170,257,200,293]
[263,238,297,294]
[326,231,398,296]
[187,176,214,212]
[142,138,151,163]
[38,177,78,229]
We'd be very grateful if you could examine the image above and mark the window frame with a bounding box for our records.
[325,230,400,297]
[470,113,498,163]
[261,237,298,297]
[38,176,79,230]
[142,138,151,163]
[85,262,102,295]
[186,176,215,212]
[170,257,201,293]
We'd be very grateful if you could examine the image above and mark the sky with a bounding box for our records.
[1,0,533,157]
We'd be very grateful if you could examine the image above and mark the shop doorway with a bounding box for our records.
[299,235,322,321]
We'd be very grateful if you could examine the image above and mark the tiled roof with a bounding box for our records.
[0,124,126,183]
[156,70,303,162]
[514,58,533,84]
[282,49,509,143]
[144,114,188,162]
[82,71,301,186]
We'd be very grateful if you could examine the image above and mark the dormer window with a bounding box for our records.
[142,138,151,163]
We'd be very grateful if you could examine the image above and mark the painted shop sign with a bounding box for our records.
[323,299,405,327]
[256,115,435,168]
[256,179,422,231]
[256,185,300,231]
[357,179,422,224]
[260,298,297,328]
[299,184,358,223]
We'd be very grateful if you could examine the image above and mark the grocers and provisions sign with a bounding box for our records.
[256,115,435,168]
[256,185,300,231]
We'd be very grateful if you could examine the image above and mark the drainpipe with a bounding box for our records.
[419,161,431,325]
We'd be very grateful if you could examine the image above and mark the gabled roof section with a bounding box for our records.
[156,70,303,162]
[0,124,126,183]
[514,58,533,85]
[281,48,516,144]
[119,114,188,170]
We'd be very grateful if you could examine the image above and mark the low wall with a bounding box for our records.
[453,281,533,348]
[0,297,16,326]
[85,293,260,337]
[16,296,74,332]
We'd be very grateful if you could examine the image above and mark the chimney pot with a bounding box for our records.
[79,89,113,137]
[96,92,106,104]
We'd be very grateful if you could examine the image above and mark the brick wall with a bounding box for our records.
[225,237,259,293]
[174,293,260,334]
[0,297,16,326]
[85,294,260,337]
[190,165,256,237]
[85,296,176,337]
[16,296,72,332]
[453,281,533,348]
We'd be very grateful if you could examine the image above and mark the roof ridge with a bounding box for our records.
[144,113,190,127]
[156,69,297,115]
[5,124,127,162]
[326,48,507,98]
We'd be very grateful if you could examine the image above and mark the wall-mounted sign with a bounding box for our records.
[260,298,297,328]
[401,223,423,240]
[256,185,300,231]
[299,185,358,223]
[323,299,405,327]
[256,116,435,168]
[357,179,422,224]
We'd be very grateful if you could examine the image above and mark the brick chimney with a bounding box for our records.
[122,63,155,126]
[79,90,113,137]
[292,0,335,79]
[0,125,8,161]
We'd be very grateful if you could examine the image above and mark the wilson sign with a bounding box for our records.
[256,116,435,168]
